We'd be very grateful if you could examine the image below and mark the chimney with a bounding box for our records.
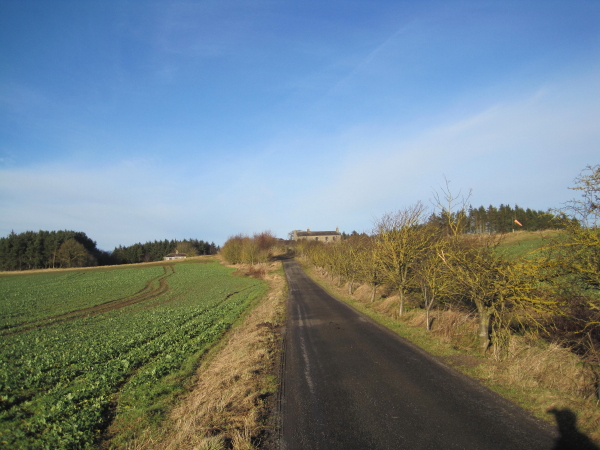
[307,228,310,232]
[336,227,339,233]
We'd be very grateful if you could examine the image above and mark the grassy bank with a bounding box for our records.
[123,259,286,450]
[495,229,562,258]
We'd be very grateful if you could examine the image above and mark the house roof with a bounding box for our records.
[165,253,187,257]
[296,231,340,237]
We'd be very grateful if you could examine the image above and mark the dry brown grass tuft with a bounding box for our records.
[475,335,600,440]
[394,307,479,350]
[373,295,399,317]
[481,335,595,396]
[124,260,286,450]
[246,264,267,279]
[352,283,372,302]
[431,310,478,347]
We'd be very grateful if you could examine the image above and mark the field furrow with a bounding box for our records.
[0,265,177,336]
[0,259,266,449]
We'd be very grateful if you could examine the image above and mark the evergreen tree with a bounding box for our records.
[0,230,105,271]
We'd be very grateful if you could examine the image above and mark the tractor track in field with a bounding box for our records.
[1,265,176,336]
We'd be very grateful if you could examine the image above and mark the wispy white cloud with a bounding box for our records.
[290,69,600,232]
[2,69,598,245]
[326,20,422,97]
[2,2,599,244]
[0,160,215,248]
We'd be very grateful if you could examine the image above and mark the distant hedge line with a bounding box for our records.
[0,230,218,271]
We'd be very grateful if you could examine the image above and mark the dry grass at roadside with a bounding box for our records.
[302,261,600,444]
[121,260,286,450]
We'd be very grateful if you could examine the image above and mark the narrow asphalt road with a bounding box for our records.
[280,259,562,450]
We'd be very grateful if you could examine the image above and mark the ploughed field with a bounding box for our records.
[0,259,265,449]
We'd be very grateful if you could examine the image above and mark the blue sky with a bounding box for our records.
[1,1,599,250]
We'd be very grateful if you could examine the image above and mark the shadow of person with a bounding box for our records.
[549,408,599,450]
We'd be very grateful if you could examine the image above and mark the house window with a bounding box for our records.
[326,237,329,241]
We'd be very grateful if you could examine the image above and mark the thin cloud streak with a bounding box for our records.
[1,1,599,246]
[293,71,600,233]
[1,69,599,247]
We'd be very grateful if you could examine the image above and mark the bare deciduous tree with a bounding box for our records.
[431,176,472,237]
[559,165,600,291]
[416,236,450,331]
[374,203,430,317]
[176,241,199,257]
[357,236,384,302]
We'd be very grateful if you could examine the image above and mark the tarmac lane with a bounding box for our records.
[280,259,559,450]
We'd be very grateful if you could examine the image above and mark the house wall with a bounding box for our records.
[292,229,341,243]
[296,234,339,242]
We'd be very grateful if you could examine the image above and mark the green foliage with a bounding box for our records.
[112,238,218,264]
[0,230,107,271]
[57,239,92,268]
[0,261,265,449]
[427,204,571,234]
[0,230,220,271]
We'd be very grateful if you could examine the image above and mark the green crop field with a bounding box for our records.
[0,259,266,449]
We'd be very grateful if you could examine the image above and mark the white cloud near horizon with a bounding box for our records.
[1,68,599,248]
[284,69,600,230]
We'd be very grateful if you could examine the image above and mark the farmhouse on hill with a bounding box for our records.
[164,251,187,261]
[292,227,341,243]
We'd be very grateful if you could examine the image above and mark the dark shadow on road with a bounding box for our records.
[270,254,294,261]
[549,408,599,450]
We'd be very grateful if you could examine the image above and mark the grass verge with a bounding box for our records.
[110,259,286,450]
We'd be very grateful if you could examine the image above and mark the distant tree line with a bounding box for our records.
[341,204,572,239]
[0,230,111,271]
[111,239,218,264]
[0,231,219,271]
[449,204,572,234]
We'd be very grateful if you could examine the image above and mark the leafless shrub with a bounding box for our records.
[253,231,277,251]
[222,231,279,265]
[246,265,266,279]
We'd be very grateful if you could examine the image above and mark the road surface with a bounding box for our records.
[280,259,566,450]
